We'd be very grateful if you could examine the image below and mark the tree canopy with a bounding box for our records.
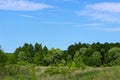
[1,42,120,67]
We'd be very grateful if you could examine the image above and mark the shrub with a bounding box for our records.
[42,66,70,76]
[0,64,34,80]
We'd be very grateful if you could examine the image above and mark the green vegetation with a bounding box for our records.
[0,64,35,80]
[39,66,120,80]
[1,42,120,80]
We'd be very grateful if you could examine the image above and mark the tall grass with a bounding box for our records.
[1,65,120,80]
[0,64,36,80]
[93,66,120,80]
[40,66,120,80]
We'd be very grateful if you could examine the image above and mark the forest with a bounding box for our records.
[1,42,120,80]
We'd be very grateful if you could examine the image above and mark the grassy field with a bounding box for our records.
[38,66,120,80]
[0,65,120,80]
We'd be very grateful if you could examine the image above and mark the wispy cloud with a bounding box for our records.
[86,2,120,13]
[78,2,120,23]
[94,27,120,32]
[76,23,103,27]
[39,21,75,25]
[79,23,120,32]
[19,14,35,18]
[0,0,53,11]
[75,23,105,30]
[56,0,79,2]
[103,27,120,32]
[41,0,79,2]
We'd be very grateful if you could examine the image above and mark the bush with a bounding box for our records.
[42,66,70,76]
[106,47,120,65]
[0,64,35,80]
[0,51,7,66]
[17,61,30,66]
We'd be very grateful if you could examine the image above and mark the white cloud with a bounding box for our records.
[0,0,53,11]
[41,0,79,2]
[78,2,120,23]
[75,22,120,32]
[59,0,79,2]
[19,14,35,18]
[75,23,104,28]
[81,23,103,27]
[103,28,120,32]
[39,21,75,25]
[95,27,120,32]
[86,2,120,13]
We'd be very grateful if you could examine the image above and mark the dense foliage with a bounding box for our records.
[1,42,120,68]
[1,42,120,80]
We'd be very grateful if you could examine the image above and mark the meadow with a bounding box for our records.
[1,42,120,80]
[0,65,120,80]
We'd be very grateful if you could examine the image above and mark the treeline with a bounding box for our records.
[1,42,120,68]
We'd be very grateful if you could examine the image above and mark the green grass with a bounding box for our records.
[40,66,120,80]
[92,66,120,80]
[0,64,35,80]
[1,65,120,80]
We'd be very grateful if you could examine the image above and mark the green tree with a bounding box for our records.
[33,51,44,65]
[22,43,33,63]
[34,43,42,53]
[14,47,22,59]
[17,51,27,61]
[106,47,120,65]
[79,47,94,57]
[73,51,86,69]
[0,47,7,66]
[14,43,35,63]
[89,51,102,66]
[79,48,88,57]
[6,54,17,64]
[43,48,63,66]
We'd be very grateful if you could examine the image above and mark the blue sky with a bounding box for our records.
[0,0,120,53]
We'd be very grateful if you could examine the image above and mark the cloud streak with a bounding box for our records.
[19,14,35,18]
[94,27,120,32]
[78,2,120,23]
[0,0,53,11]
[86,2,120,13]
[40,0,79,2]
